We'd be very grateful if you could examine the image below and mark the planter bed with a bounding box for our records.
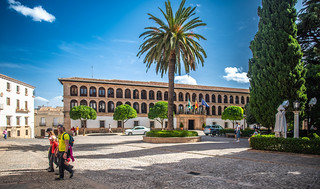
[143,136,201,143]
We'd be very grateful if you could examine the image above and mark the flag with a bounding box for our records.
[188,98,192,109]
[201,99,209,108]
[195,101,198,109]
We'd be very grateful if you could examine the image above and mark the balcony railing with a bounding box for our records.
[16,109,30,113]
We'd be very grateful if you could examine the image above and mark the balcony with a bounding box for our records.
[40,123,46,126]
[16,109,30,113]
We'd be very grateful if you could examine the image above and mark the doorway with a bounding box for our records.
[188,120,195,130]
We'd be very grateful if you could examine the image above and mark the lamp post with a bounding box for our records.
[293,100,300,138]
[307,97,317,133]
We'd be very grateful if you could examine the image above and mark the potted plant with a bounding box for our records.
[202,123,206,130]
[180,123,184,130]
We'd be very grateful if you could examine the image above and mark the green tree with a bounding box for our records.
[297,0,320,129]
[244,103,257,126]
[148,101,168,130]
[70,105,97,135]
[113,104,137,132]
[248,0,307,130]
[221,106,244,128]
[137,0,207,130]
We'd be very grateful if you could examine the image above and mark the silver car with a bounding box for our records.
[125,126,150,135]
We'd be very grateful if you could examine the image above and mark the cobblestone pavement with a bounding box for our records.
[0,132,319,189]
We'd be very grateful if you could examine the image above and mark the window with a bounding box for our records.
[99,101,106,112]
[70,100,78,109]
[141,90,147,99]
[225,122,228,128]
[157,91,162,100]
[16,117,20,126]
[99,87,106,97]
[205,94,210,102]
[247,97,250,104]
[17,130,20,136]
[192,93,196,102]
[116,101,122,107]
[141,103,147,114]
[241,96,245,104]
[179,92,183,101]
[25,117,28,125]
[212,122,216,125]
[116,88,123,98]
[70,85,78,96]
[133,102,139,113]
[7,82,11,90]
[108,88,114,98]
[218,106,222,115]
[80,100,87,106]
[40,117,46,126]
[125,89,131,99]
[117,121,122,128]
[185,93,190,101]
[199,94,203,102]
[89,87,97,97]
[7,116,11,126]
[230,96,234,104]
[7,97,10,105]
[134,121,139,126]
[235,96,239,104]
[149,103,154,110]
[218,95,222,103]
[89,100,97,111]
[133,89,139,99]
[149,90,154,100]
[25,101,28,110]
[80,86,87,96]
[25,88,28,96]
[108,101,114,112]
[212,94,216,103]
[125,102,131,106]
[224,95,228,103]
[26,130,28,135]
[150,121,154,128]
[100,120,105,128]
[164,91,168,100]
[53,118,58,126]
[16,99,20,109]
[16,85,20,93]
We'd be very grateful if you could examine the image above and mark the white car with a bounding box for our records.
[125,126,150,135]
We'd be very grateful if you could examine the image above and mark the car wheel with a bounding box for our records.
[128,132,133,135]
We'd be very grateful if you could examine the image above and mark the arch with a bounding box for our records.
[185,93,190,101]
[174,92,177,101]
[107,88,114,98]
[192,93,196,102]
[141,103,147,114]
[116,101,122,107]
[133,89,139,99]
[205,94,210,102]
[149,103,154,110]
[178,104,184,113]
[206,106,210,115]
[125,102,131,106]
[235,96,239,104]
[70,100,78,109]
[230,95,234,104]
[149,90,155,100]
[80,100,87,106]
[199,93,203,102]
[108,101,114,112]
[89,100,97,111]
[241,96,245,104]
[212,106,216,115]
[80,86,87,96]
[164,91,168,100]
[98,101,105,112]
[99,87,105,97]
[70,85,78,96]
[218,106,222,115]
[116,88,123,98]
[133,102,139,113]
[212,94,216,103]
[247,96,250,104]
[157,91,162,100]
[141,90,147,99]
[179,92,184,101]
[218,95,222,103]
[89,87,97,97]
[224,95,228,103]
[125,89,131,99]
[224,106,227,110]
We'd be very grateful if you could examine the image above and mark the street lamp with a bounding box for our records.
[293,100,300,138]
[307,98,317,132]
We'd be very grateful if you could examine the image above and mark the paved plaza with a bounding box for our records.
[0,132,319,189]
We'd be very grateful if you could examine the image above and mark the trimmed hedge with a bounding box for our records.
[250,135,320,155]
[146,130,198,137]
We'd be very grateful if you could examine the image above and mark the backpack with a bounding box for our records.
[62,133,74,147]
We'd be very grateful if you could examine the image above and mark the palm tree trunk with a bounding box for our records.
[167,54,175,130]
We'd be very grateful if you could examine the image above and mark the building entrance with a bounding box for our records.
[188,120,195,130]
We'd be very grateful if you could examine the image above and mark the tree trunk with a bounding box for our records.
[167,54,175,131]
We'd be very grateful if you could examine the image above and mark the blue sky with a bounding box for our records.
[0,0,303,107]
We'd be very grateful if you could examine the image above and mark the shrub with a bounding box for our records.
[220,129,254,137]
[250,135,320,155]
[220,129,235,134]
[146,130,198,137]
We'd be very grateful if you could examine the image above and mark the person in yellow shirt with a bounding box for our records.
[55,125,74,180]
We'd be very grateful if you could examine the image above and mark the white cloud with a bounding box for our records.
[0,63,22,68]
[175,75,197,85]
[8,0,55,23]
[112,39,137,44]
[35,96,63,108]
[223,67,249,83]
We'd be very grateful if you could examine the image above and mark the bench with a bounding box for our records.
[226,133,235,138]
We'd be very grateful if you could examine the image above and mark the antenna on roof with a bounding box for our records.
[91,66,93,78]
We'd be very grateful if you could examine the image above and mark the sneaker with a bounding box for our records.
[69,170,74,178]
[55,177,64,181]
[236,140,240,142]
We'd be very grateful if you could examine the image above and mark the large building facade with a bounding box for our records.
[59,77,250,132]
[34,106,64,137]
[0,74,35,138]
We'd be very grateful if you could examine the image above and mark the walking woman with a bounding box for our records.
[235,123,241,142]
[46,128,58,172]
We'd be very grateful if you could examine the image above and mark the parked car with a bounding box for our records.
[203,125,223,136]
[125,126,150,135]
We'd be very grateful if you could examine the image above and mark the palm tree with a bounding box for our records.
[137,0,207,130]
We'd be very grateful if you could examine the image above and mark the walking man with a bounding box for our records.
[56,125,74,180]
[3,129,7,139]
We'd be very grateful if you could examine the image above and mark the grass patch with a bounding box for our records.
[146,130,198,137]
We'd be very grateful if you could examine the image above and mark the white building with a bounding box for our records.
[0,74,35,138]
